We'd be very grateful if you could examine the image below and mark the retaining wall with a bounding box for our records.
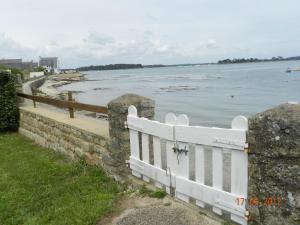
[19,106,111,169]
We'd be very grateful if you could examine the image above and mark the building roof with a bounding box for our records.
[0,59,22,64]
[39,57,58,60]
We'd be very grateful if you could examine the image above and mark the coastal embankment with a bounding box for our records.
[37,72,86,99]
[23,72,108,119]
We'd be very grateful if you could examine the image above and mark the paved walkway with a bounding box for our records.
[20,106,109,138]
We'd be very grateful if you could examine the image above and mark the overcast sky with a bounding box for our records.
[1,0,300,68]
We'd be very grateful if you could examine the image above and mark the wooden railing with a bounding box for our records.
[17,92,108,118]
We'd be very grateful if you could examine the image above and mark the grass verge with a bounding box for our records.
[0,133,123,225]
[139,185,167,199]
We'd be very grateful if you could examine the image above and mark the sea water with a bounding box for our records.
[60,60,300,127]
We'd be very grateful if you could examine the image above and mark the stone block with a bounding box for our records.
[248,103,300,225]
[107,93,155,172]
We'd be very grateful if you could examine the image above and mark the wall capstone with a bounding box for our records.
[248,103,300,225]
[107,93,155,174]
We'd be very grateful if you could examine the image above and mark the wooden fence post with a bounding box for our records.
[68,91,74,118]
[32,89,36,108]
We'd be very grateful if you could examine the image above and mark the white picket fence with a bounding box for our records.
[127,105,248,225]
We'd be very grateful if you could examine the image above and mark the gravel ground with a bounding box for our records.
[99,195,222,225]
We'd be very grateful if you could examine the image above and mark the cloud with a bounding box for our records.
[84,32,115,46]
[0,33,37,60]
[55,32,185,66]
[0,31,220,67]
[203,39,217,49]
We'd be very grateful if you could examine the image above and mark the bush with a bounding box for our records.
[0,70,19,131]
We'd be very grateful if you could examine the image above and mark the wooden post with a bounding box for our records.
[32,89,37,108]
[68,91,74,118]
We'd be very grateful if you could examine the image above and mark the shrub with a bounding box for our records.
[0,70,19,131]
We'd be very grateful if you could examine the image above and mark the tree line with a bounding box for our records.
[218,56,300,64]
[77,64,143,71]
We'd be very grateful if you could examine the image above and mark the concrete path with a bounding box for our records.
[22,76,46,105]
[98,195,222,225]
[20,106,109,138]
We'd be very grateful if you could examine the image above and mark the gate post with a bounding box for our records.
[107,93,155,175]
[247,103,300,225]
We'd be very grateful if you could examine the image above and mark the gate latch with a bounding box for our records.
[173,143,188,155]
[173,142,188,164]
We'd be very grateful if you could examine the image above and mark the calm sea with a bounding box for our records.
[60,61,300,127]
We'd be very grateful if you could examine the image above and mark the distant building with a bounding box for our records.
[0,58,38,70]
[29,71,44,78]
[39,57,58,69]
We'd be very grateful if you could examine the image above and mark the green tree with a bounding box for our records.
[0,70,19,131]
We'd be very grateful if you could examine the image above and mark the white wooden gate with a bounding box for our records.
[126,105,248,225]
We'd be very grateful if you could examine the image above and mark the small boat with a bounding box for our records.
[286,67,300,73]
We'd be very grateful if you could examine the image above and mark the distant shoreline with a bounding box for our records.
[73,57,300,72]
[217,56,300,64]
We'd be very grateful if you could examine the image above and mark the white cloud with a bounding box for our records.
[84,33,115,46]
[0,33,37,60]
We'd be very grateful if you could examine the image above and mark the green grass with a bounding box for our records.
[0,133,124,225]
[139,185,167,199]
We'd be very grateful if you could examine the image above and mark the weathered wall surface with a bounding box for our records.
[107,93,155,174]
[248,103,300,225]
[19,107,110,169]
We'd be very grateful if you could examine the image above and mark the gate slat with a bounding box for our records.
[129,129,141,178]
[165,113,177,195]
[195,144,205,208]
[153,136,163,188]
[231,150,248,225]
[212,146,223,215]
[142,133,150,182]
[230,116,248,225]
[174,114,190,203]
[128,106,142,178]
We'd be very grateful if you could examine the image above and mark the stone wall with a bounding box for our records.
[18,93,155,179]
[107,93,155,174]
[19,108,109,168]
[248,103,300,225]
[29,76,46,93]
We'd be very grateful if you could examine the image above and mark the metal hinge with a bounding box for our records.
[124,121,128,129]
[244,143,249,153]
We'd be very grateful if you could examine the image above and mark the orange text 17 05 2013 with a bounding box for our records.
[236,197,283,207]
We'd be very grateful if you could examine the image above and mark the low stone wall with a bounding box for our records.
[18,93,154,180]
[30,76,46,93]
[19,107,110,168]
